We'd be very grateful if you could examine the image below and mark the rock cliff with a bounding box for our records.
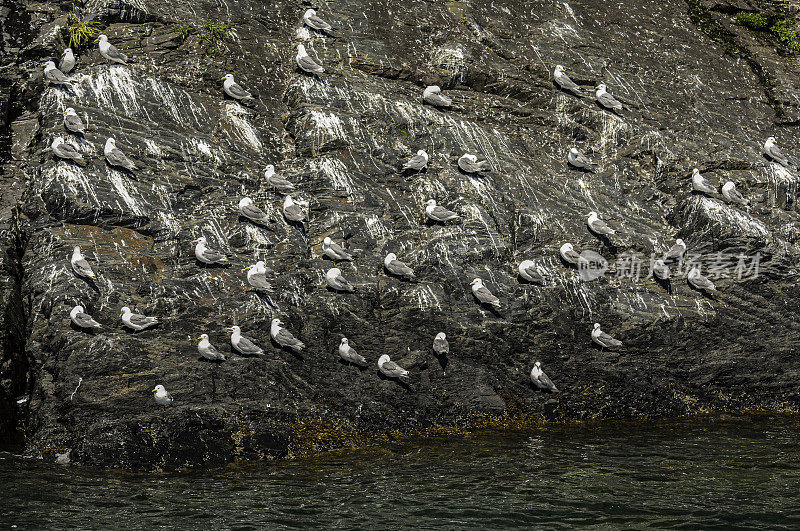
[1,0,800,469]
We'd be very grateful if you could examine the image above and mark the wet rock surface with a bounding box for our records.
[1,0,800,469]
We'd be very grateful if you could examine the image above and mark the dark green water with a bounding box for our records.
[2,415,800,529]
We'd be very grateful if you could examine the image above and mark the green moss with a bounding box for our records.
[735,11,768,31]
[772,18,800,51]
[173,24,194,40]
[67,1,101,49]
[201,19,236,53]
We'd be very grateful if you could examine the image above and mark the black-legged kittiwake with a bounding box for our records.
[518,260,545,283]
[384,252,415,279]
[339,337,367,365]
[60,48,76,73]
[97,34,128,64]
[378,354,409,378]
[559,243,581,266]
[222,74,253,101]
[43,61,70,85]
[531,361,558,392]
[433,332,449,356]
[591,323,622,349]
[197,333,226,361]
[239,197,271,225]
[553,65,582,96]
[470,278,501,309]
[264,165,294,191]
[193,236,228,265]
[283,195,306,222]
[71,246,96,279]
[70,305,101,330]
[402,150,428,172]
[245,261,272,291]
[229,325,264,356]
[104,138,137,171]
[587,211,615,237]
[152,384,173,406]
[296,44,324,74]
[652,259,670,281]
[458,153,489,173]
[425,199,458,222]
[303,9,333,32]
[326,267,354,292]
[722,181,749,206]
[52,138,85,165]
[271,318,305,352]
[323,237,352,261]
[120,306,158,331]
[692,168,717,195]
[423,85,451,108]
[63,108,86,135]
[662,239,686,263]
[568,148,597,172]
[764,137,794,167]
[688,267,716,292]
[595,83,623,112]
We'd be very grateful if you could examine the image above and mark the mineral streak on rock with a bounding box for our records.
[0,0,799,470]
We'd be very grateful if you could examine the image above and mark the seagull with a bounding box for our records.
[568,147,598,172]
[152,384,173,406]
[322,237,352,261]
[691,168,716,195]
[423,85,452,108]
[264,165,294,191]
[63,108,86,135]
[384,252,415,279]
[458,153,489,173]
[104,138,137,171]
[59,47,76,73]
[470,278,501,310]
[282,195,306,222]
[70,246,96,279]
[553,65,583,96]
[402,150,428,172]
[433,332,449,356]
[587,211,616,237]
[197,333,226,361]
[270,318,305,352]
[595,83,623,112]
[97,34,128,64]
[652,259,670,281]
[193,236,228,265]
[238,197,271,225]
[326,267,354,292]
[228,325,264,356]
[518,260,545,283]
[296,44,324,74]
[222,74,253,101]
[764,137,793,167]
[51,138,85,165]
[559,243,581,266]
[43,61,70,85]
[591,323,622,349]
[722,181,749,207]
[425,199,459,222]
[378,354,409,379]
[120,306,158,331]
[688,267,716,292]
[662,239,686,263]
[70,305,101,330]
[244,261,272,291]
[531,361,559,392]
[339,337,367,365]
[303,8,333,32]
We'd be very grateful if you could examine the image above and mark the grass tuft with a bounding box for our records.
[67,1,101,49]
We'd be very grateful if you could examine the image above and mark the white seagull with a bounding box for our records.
[402,150,429,172]
[688,268,716,292]
[245,261,272,291]
[238,197,271,225]
[63,108,86,135]
[222,73,253,101]
[384,253,415,279]
[595,83,623,112]
[721,181,749,207]
[425,199,459,222]
[70,305,101,330]
[470,278,501,310]
[423,85,452,108]
[270,318,305,352]
[70,246,96,279]
[591,323,622,349]
[433,332,449,356]
[322,237,352,261]
[228,325,264,356]
[458,153,489,173]
[264,165,294,191]
[568,147,597,172]
[691,168,717,195]
[51,138,85,165]
[120,306,158,331]
[587,211,616,237]
[152,384,173,406]
[97,34,128,64]
[59,47,76,73]
[326,267,354,292]
[43,61,70,85]
[553,65,582,96]
[296,44,324,74]
[282,195,306,222]
[531,361,559,392]
[518,260,545,283]
[197,333,226,361]
[559,243,581,266]
[764,137,793,167]
[104,138,137,171]
[339,337,367,365]
[193,236,228,265]
[303,9,333,32]
[378,354,409,379]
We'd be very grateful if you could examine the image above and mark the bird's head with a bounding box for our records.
[595,83,606,91]
[264,164,275,173]
[120,306,130,317]
[197,333,208,341]
[96,34,107,43]
[569,147,579,155]
[341,337,348,345]
[297,44,307,55]
[593,323,601,329]
[223,73,233,81]
[323,236,332,245]
[238,196,253,208]
[435,332,446,340]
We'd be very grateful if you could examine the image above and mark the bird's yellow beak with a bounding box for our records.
[191,239,199,243]
[469,280,476,285]
[151,388,157,393]
[226,327,233,332]
[196,336,202,340]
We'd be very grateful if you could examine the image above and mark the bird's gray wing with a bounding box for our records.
[599,331,619,344]
[433,338,449,354]
[558,74,581,93]
[205,344,223,358]
[249,272,272,290]
[382,360,403,372]
[334,272,353,290]
[598,92,622,109]
[242,204,268,220]
[59,57,75,72]
[268,175,294,189]
[590,219,614,235]
[228,82,251,99]
[475,286,499,304]
[538,371,557,391]
[307,14,331,29]
[458,159,481,172]
[653,264,670,279]
[564,250,580,263]
[284,204,304,220]
[329,242,351,258]
[403,154,426,169]
[201,248,226,262]
[425,93,452,107]
[129,313,155,327]
[387,260,413,277]
[522,264,544,281]
[298,55,323,72]
[728,189,747,204]
[237,336,262,354]
[107,147,135,169]
[692,274,715,290]
[432,206,456,219]
[73,258,94,276]
[767,145,789,164]
[57,144,83,159]
[276,328,303,348]
[75,312,100,328]
[106,43,128,62]
[65,115,85,133]
[664,244,684,261]
[46,68,70,83]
